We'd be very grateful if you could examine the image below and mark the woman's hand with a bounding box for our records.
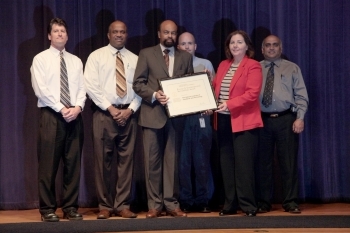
[216,102,229,113]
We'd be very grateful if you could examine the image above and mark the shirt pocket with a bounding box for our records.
[280,74,292,92]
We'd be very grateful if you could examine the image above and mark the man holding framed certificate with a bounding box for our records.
[175,32,216,213]
[133,20,193,218]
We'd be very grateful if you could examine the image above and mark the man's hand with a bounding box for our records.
[155,90,169,106]
[61,106,81,123]
[201,109,214,116]
[113,108,133,126]
[293,119,304,134]
[107,105,122,122]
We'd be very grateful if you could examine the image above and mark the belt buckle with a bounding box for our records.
[270,114,279,118]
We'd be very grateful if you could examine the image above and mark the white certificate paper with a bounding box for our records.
[159,72,218,117]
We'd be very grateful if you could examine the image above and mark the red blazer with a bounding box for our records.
[213,56,263,133]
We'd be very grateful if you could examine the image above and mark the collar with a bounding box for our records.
[108,44,126,56]
[263,58,282,68]
[159,44,174,55]
[49,46,66,57]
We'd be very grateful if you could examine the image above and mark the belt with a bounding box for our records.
[261,109,292,118]
[112,104,130,109]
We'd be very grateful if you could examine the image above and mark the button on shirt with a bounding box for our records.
[31,46,86,112]
[84,44,141,111]
[259,58,309,120]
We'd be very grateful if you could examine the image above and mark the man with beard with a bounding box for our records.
[133,20,193,218]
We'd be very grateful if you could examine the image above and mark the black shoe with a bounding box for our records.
[181,204,193,213]
[219,209,237,216]
[245,210,256,217]
[257,207,270,213]
[41,212,59,222]
[63,210,83,220]
[287,207,301,214]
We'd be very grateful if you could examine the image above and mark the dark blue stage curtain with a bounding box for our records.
[0,0,349,209]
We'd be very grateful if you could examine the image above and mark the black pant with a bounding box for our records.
[217,113,258,212]
[38,107,83,214]
[257,112,299,210]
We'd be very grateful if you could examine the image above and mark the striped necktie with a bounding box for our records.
[261,62,275,108]
[116,51,127,98]
[163,49,170,69]
[60,51,71,107]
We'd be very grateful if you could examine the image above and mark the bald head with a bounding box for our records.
[177,32,197,56]
[158,20,178,47]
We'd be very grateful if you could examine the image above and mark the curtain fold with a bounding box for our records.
[0,0,349,209]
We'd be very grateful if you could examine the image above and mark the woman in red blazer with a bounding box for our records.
[212,30,263,217]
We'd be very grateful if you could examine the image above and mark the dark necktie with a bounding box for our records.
[116,51,127,98]
[60,51,71,107]
[163,49,170,69]
[261,62,275,108]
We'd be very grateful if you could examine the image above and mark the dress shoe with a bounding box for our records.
[116,208,137,218]
[166,208,187,217]
[287,207,301,214]
[41,212,59,222]
[245,210,257,217]
[146,209,162,218]
[181,204,193,213]
[63,210,83,220]
[97,209,111,219]
[257,207,270,213]
[219,209,237,216]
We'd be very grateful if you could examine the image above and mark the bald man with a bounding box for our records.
[84,20,140,219]
[177,32,215,213]
[133,20,193,218]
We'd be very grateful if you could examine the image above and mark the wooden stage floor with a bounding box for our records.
[1,203,350,233]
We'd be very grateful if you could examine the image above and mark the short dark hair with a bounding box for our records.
[225,30,254,59]
[47,18,68,35]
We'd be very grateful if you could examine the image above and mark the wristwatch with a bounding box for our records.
[128,108,134,114]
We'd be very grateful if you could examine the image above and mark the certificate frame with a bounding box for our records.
[158,72,218,118]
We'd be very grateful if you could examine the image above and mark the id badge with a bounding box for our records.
[199,117,206,128]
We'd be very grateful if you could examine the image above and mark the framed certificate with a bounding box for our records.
[158,72,218,118]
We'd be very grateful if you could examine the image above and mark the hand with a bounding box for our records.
[293,119,304,134]
[216,102,229,113]
[204,69,213,80]
[155,90,169,106]
[61,106,81,123]
[201,109,213,116]
[113,109,132,126]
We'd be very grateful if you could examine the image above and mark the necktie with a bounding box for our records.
[60,51,71,107]
[116,51,127,98]
[261,62,275,108]
[163,49,170,69]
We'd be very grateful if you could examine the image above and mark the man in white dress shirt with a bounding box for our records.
[84,20,140,219]
[31,18,86,222]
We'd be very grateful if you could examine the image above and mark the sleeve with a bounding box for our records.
[292,66,309,120]
[132,49,154,104]
[75,59,87,109]
[30,56,64,112]
[84,52,111,110]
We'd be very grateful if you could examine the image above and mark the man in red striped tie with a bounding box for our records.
[84,20,141,219]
